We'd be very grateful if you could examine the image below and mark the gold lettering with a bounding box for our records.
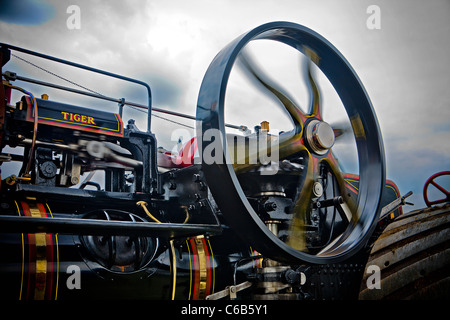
[61,111,70,120]
[61,112,96,126]
[87,116,96,125]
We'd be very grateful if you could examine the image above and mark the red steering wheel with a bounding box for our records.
[423,171,450,207]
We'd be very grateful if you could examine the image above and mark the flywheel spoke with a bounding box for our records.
[303,46,322,120]
[238,50,306,128]
[322,153,358,223]
[286,151,317,251]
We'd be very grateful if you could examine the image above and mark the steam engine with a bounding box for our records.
[0,22,403,301]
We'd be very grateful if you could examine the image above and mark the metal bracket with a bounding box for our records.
[118,97,125,117]
[205,281,252,300]
[380,191,413,220]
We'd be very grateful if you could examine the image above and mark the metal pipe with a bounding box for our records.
[0,215,222,238]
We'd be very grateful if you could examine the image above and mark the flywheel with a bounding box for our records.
[196,21,385,264]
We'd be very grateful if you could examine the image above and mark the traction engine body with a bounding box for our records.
[1,22,444,301]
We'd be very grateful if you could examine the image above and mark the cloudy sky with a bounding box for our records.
[1,0,449,211]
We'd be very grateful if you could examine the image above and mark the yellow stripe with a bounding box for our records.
[170,240,177,300]
[29,202,47,300]
[54,235,59,300]
[194,236,207,299]
[206,239,215,295]
[344,178,360,191]
[14,201,24,301]
[46,203,59,300]
[386,184,399,197]
[29,205,41,217]
[186,239,192,300]
[34,233,47,300]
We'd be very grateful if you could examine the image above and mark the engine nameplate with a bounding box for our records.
[23,96,124,137]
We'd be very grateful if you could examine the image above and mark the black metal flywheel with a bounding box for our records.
[196,21,385,264]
